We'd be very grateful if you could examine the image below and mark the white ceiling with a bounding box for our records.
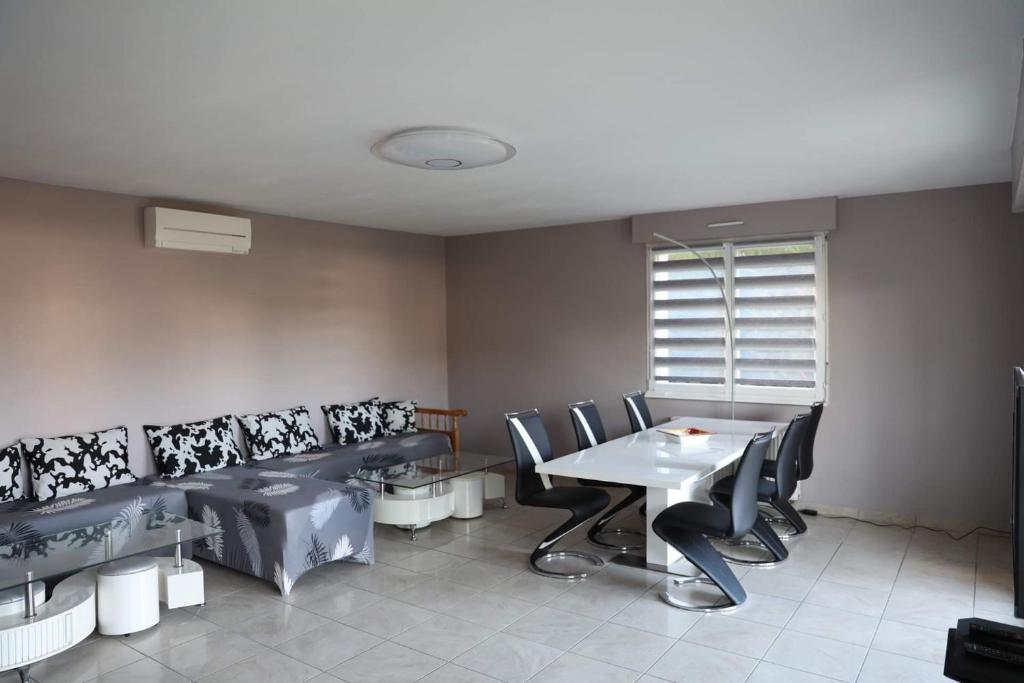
[1,1,1023,236]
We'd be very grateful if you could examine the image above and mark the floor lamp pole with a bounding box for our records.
[652,232,736,424]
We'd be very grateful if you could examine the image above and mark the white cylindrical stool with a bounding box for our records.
[451,473,485,519]
[97,556,160,635]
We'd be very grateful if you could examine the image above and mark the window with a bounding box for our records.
[647,235,827,405]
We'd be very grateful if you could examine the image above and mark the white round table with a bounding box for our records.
[0,571,97,682]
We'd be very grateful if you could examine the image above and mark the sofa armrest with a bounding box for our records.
[416,407,468,454]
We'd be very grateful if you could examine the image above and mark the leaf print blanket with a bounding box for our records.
[179,466,374,595]
[251,432,451,480]
[0,478,189,561]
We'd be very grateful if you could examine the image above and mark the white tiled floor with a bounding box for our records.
[9,486,1017,683]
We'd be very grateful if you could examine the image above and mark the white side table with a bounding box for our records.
[157,557,205,609]
[157,534,205,609]
[483,472,507,507]
[451,473,485,519]
[97,557,160,636]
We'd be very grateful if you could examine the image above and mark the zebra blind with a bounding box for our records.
[649,236,826,404]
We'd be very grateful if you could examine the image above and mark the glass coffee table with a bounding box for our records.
[349,451,512,540]
[0,511,220,682]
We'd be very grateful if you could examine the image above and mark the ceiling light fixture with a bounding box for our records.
[371,127,516,170]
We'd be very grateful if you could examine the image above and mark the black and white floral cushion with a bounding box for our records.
[0,443,25,503]
[238,406,320,461]
[380,400,418,436]
[321,398,383,445]
[21,426,136,502]
[144,416,244,479]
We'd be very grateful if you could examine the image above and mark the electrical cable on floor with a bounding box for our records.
[797,508,1010,542]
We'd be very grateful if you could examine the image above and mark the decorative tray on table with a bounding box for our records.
[657,427,715,445]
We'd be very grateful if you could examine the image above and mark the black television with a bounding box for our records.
[1014,367,1024,618]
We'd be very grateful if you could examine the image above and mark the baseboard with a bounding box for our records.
[797,501,1009,536]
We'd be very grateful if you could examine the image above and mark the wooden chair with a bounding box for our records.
[416,407,468,454]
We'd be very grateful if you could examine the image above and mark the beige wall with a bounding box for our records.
[0,178,449,475]
[4,176,1021,528]
[446,183,1024,529]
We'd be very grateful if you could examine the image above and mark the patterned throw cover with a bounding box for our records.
[0,479,190,559]
[254,432,451,481]
[156,467,374,595]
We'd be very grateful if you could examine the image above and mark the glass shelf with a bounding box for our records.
[0,511,221,592]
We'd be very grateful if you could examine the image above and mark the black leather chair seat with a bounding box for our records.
[525,486,611,518]
[652,501,733,538]
[711,474,775,503]
[650,431,775,610]
[506,408,609,579]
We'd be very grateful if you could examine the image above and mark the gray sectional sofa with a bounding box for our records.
[0,411,457,596]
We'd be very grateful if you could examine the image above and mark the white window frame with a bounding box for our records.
[645,233,829,406]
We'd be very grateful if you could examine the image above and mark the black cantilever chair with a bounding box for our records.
[622,391,653,517]
[568,400,645,551]
[622,391,654,434]
[652,431,774,611]
[505,409,610,579]
[763,401,823,538]
[710,413,811,566]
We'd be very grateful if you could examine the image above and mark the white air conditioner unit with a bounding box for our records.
[144,207,251,254]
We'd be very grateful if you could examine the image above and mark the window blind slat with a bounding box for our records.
[734,358,816,370]
[735,378,815,388]
[655,358,727,367]
[734,295,815,308]
[654,376,726,385]
[734,338,814,349]
[654,338,727,348]
[654,318,726,328]
[652,277,725,292]
[653,299,727,311]
[735,274,815,287]
[734,252,815,267]
[651,258,724,274]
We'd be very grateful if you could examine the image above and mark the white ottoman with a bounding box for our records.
[483,472,506,506]
[97,556,160,635]
[452,473,485,519]
[156,557,205,609]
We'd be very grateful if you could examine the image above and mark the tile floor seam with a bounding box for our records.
[851,525,913,682]
[640,622,760,676]
[731,537,843,676]
[49,507,1009,683]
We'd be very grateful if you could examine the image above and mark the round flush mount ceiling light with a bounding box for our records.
[371,127,516,170]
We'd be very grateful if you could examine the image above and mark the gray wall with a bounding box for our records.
[446,183,1024,529]
[0,178,449,475]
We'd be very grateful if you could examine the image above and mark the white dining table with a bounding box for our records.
[534,416,786,572]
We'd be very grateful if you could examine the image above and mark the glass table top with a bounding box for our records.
[348,451,512,490]
[0,511,221,592]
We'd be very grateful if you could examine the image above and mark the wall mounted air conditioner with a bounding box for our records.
[144,207,252,254]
